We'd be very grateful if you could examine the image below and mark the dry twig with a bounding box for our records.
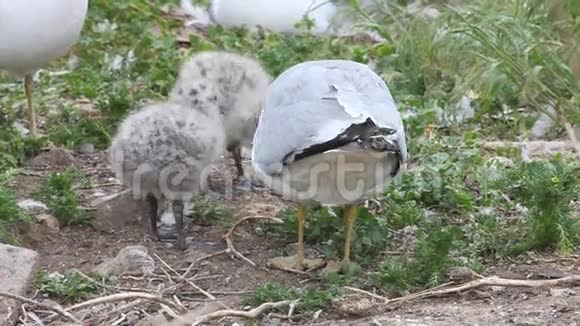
[66,292,184,314]
[166,300,293,326]
[347,274,580,308]
[0,291,81,324]
[183,215,283,272]
[153,253,226,308]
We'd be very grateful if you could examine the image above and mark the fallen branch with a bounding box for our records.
[402,274,580,302]
[66,292,185,314]
[153,253,228,309]
[184,216,283,271]
[82,299,143,325]
[166,300,294,326]
[0,291,81,325]
[347,274,580,308]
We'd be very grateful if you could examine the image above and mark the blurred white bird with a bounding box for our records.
[208,0,337,35]
[0,0,89,136]
[252,60,407,272]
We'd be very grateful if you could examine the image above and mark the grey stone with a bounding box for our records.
[17,199,49,214]
[12,121,29,137]
[0,244,40,325]
[78,143,95,154]
[27,148,77,168]
[549,288,576,297]
[93,245,155,276]
[35,214,60,234]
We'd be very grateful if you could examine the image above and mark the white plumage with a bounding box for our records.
[169,51,271,187]
[208,0,337,35]
[251,60,407,272]
[109,97,226,250]
[0,0,89,135]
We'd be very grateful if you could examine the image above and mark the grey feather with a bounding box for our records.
[252,60,407,176]
[169,50,271,152]
[109,101,225,201]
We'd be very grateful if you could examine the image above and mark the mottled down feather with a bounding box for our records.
[109,101,225,200]
[169,50,271,151]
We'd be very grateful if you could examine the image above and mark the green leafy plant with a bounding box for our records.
[498,158,580,254]
[0,188,30,244]
[187,196,235,227]
[244,282,339,314]
[33,167,89,226]
[271,206,389,265]
[375,221,463,295]
[35,270,106,303]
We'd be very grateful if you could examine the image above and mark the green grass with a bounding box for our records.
[187,196,235,227]
[0,188,30,244]
[33,167,90,226]
[35,270,108,303]
[244,282,340,315]
[497,157,580,254]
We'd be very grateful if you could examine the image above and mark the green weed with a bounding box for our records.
[35,270,107,303]
[244,282,339,314]
[272,206,389,265]
[497,157,580,254]
[187,196,235,227]
[33,167,90,226]
[0,188,30,244]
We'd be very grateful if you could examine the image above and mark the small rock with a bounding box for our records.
[313,309,323,319]
[0,244,40,325]
[549,288,576,297]
[27,148,76,168]
[531,112,555,140]
[444,267,480,283]
[92,190,143,233]
[268,319,282,326]
[94,245,155,276]
[78,143,95,154]
[12,121,30,137]
[17,199,48,214]
[35,214,60,233]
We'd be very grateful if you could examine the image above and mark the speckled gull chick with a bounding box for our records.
[252,60,407,272]
[169,51,271,189]
[109,86,226,250]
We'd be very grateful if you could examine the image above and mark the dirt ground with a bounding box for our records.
[7,148,580,326]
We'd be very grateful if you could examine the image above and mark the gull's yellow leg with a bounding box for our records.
[342,205,358,263]
[322,205,359,274]
[24,74,37,137]
[269,204,324,273]
[296,204,306,270]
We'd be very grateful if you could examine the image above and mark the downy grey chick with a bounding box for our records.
[109,88,225,250]
[169,50,271,189]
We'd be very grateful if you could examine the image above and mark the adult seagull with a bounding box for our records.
[0,0,89,136]
[252,60,407,272]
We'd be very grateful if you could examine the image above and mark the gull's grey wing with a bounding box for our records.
[252,60,407,176]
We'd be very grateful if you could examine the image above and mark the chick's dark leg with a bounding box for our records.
[172,199,186,251]
[231,145,260,192]
[144,193,159,241]
[231,145,244,178]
